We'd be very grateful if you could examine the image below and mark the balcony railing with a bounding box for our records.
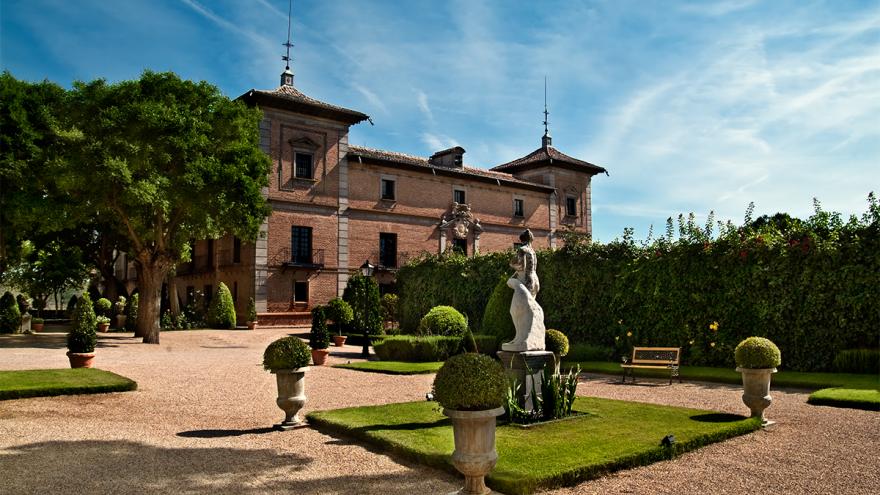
[369,251,412,271]
[271,247,325,270]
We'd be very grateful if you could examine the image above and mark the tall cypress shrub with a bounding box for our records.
[67,293,97,353]
[207,282,236,329]
[0,291,21,334]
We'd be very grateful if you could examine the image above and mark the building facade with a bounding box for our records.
[118,69,607,325]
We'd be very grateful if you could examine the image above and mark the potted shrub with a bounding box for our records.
[545,329,569,375]
[433,353,507,495]
[31,317,45,332]
[114,296,127,330]
[326,297,353,346]
[263,336,311,429]
[735,336,782,426]
[309,305,331,365]
[246,297,258,330]
[96,315,111,333]
[94,297,112,318]
[67,294,97,368]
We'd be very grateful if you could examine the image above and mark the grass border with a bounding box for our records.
[806,388,880,411]
[332,361,443,375]
[0,369,138,400]
[307,399,761,494]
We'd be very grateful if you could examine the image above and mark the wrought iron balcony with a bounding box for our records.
[271,247,324,270]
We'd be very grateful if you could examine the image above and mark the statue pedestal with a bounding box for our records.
[497,350,554,411]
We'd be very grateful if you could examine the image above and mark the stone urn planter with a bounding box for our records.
[332,335,347,347]
[67,351,96,368]
[310,348,330,365]
[247,321,257,330]
[444,406,505,495]
[273,367,309,430]
[737,367,777,425]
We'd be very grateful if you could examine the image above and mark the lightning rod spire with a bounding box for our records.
[542,76,552,148]
[280,0,295,87]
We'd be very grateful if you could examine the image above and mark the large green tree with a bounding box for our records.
[60,71,270,343]
[0,72,68,278]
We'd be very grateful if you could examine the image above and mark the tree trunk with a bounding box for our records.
[134,256,171,344]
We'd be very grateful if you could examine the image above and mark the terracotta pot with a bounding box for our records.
[736,367,777,426]
[311,348,330,366]
[443,406,505,495]
[247,321,257,330]
[32,323,44,332]
[332,335,347,347]
[67,352,96,369]
[98,323,110,333]
[273,367,309,429]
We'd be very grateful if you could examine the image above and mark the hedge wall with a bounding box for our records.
[396,198,880,371]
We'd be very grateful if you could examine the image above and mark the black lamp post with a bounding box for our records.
[359,259,375,277]
[359,259,375,357]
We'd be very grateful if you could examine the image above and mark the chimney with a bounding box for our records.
[429,146,465,168]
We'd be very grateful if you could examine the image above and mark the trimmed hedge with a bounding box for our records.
[0,291,21,334]
[833,349,879,374]
[374,335,463,362]
[397,198,880,371]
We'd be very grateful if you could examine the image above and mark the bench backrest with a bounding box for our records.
[631,347,681,365]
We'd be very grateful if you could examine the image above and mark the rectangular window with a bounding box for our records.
[566,197,577,216]
[453,189,466,204]
[513,198,524,217]
[233,237,242,263]
[294,152,313,179]
[452,238,467,255]
[291,226,313,264]
[293,281,309,303]
[379,233,398,268]
[203,285,213,308]
[206,239,214,268]
[381,178,396,200]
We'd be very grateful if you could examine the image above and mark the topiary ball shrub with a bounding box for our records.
[482,277,514,343]
[207,282,236,329]
[417,305,468,337]
[94,298,112,317]
[735,337,781,369]
[326,297,353,335]
[67,293,97,353]
[0,291,22,334]
[263,336,311,371]
[545,329,569,357]
[433,353,507,411]
[309,305,330,350]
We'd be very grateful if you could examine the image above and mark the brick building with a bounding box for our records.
[119,67,607,325]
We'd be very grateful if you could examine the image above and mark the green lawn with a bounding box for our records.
[807,388,880,411]
[0,369,137,400]
[565,361,880,390]
[333,361,443,375]
[307,398,760,494]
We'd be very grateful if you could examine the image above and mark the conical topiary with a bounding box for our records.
[207,282,236,329]
[67,293,97,353]
[309,305,330,350]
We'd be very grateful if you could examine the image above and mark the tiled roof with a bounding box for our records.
[348,145,555,191]
[491,145,607,175]
[238,85,369,125]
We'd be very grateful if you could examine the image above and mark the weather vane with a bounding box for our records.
[543,76,550,137]
[282,0,293,69]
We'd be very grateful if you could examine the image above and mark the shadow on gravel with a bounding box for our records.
[177,427,276,438]
[1,440,312,493]
[689,413,748,423]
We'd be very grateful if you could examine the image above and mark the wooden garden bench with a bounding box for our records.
[621,347,682,385]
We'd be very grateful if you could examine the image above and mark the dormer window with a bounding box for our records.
[453,188,466,204]
[381,178,396,200]
[513,198,524,217]
[295,152,313,179]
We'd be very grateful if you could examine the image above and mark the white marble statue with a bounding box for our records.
[502,230,546,352]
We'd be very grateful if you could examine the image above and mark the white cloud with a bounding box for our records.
[416,90,433,122]
[421,133,459,152]
[351,83,388,114]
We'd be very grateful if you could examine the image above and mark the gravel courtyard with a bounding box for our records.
[1,328,877,495]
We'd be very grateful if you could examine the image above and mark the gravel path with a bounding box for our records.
[1,329,877,495]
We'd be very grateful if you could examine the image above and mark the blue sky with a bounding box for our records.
[2,0,878,241]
